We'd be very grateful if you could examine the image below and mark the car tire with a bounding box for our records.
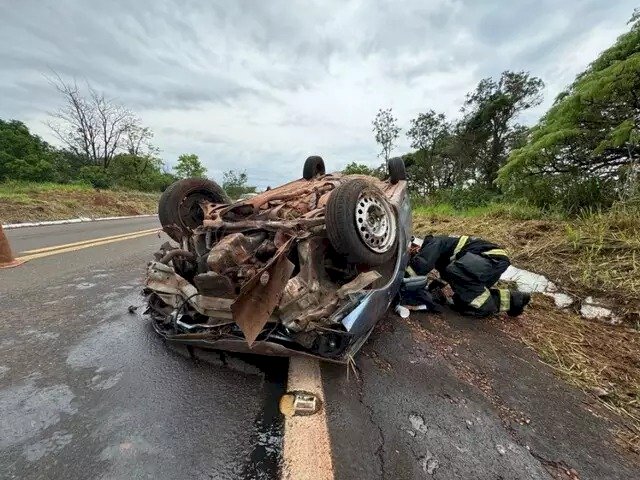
[303,155,326,180]
[388,157,407,184]
[325,178,397,266]
[158,178,229,242]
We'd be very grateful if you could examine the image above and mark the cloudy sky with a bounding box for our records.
[0,1,635,188]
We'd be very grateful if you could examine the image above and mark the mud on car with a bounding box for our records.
[144,156,411,362]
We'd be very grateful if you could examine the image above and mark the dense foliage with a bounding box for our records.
[0,79,208,193]
[366,10,640,215]
[174,154,207,179]
[0,118,176,191]
[0,120,62,182]
[499,11,640,212]
[401,70,543,198]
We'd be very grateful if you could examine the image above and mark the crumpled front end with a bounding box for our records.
[144,172,409,361]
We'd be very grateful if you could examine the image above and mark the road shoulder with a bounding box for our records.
[322,311,639,480]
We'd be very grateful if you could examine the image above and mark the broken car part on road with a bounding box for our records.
[144,156,411,362]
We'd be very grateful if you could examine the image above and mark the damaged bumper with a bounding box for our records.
[144,171,411,362]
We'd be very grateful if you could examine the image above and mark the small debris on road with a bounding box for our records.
[419,451,439,475]
[409,413,429,434]
[279,390,322,417]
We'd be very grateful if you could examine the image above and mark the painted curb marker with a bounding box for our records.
[281,357,335,480]
[3,214,157,230]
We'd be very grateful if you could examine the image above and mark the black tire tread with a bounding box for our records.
[303,156,326,180]
[158,178,229,241]
[388,157,407,184]
[325,178,396,266]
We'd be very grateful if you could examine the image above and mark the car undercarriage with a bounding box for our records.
[144,156,410,361]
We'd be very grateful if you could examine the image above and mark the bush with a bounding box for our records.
[503,175,618,215]
[428,185,501,209]
[79,166,113,189]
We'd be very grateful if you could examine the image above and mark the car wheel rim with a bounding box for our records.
[354,190,396,253]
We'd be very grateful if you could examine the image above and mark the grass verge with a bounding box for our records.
[497,296,639,454]
[0,181,159,224]
[413,202,640,319]
[413,202,640,454]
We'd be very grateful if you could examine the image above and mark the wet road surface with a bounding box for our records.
[2,217,639,479]
[0,218,288,479]
[5,216,160,254]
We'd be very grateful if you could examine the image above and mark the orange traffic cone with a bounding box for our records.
[0,225,25,268]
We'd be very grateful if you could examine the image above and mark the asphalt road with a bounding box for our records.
[1,218,287,480]
[1,217,638,479]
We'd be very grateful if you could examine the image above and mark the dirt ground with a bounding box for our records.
[0,184,158,223]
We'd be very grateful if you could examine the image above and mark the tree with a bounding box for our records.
[46,75,144,169]
[462,71,544,186]
[372,108,401,162]
[499,10,640,208]
[174,154,207,179]
[406,110,460,194]
[342,161,385,178]
[0,119,58,181]
[222,170,257,199]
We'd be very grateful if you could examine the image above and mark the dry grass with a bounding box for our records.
[413,205,640,322]
[0,181,158,224]
[498,296,640,454]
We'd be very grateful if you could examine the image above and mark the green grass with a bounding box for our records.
[0,180,159,223]
[0,181,93,200]
[413,201,559,221]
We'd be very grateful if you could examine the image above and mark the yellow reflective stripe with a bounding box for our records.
[469,288,491,308]
[484,248,508,257]
[406,266,417,277]
[450,235,469,261]
[499,289,511,311]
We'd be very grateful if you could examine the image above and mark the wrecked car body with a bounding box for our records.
[144,156,411,362]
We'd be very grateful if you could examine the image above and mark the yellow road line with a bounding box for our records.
[16,229,159,262]
[282,357,335,480]
[19,228,159,255]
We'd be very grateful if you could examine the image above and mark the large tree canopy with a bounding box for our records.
[462,70,544,187]
[500,11,640,199]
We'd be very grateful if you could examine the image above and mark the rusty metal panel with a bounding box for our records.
[231,238,295,346]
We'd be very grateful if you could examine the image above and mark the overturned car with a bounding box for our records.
[144,156,411,362]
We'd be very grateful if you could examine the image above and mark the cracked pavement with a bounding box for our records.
[322,311,639,480]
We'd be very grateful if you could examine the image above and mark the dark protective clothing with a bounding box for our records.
[409,235,529,317]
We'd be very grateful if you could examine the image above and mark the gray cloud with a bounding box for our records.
[0,0,636,189]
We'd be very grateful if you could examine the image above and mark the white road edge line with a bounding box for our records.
[282,357,335,480]
[3,214,158,230]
